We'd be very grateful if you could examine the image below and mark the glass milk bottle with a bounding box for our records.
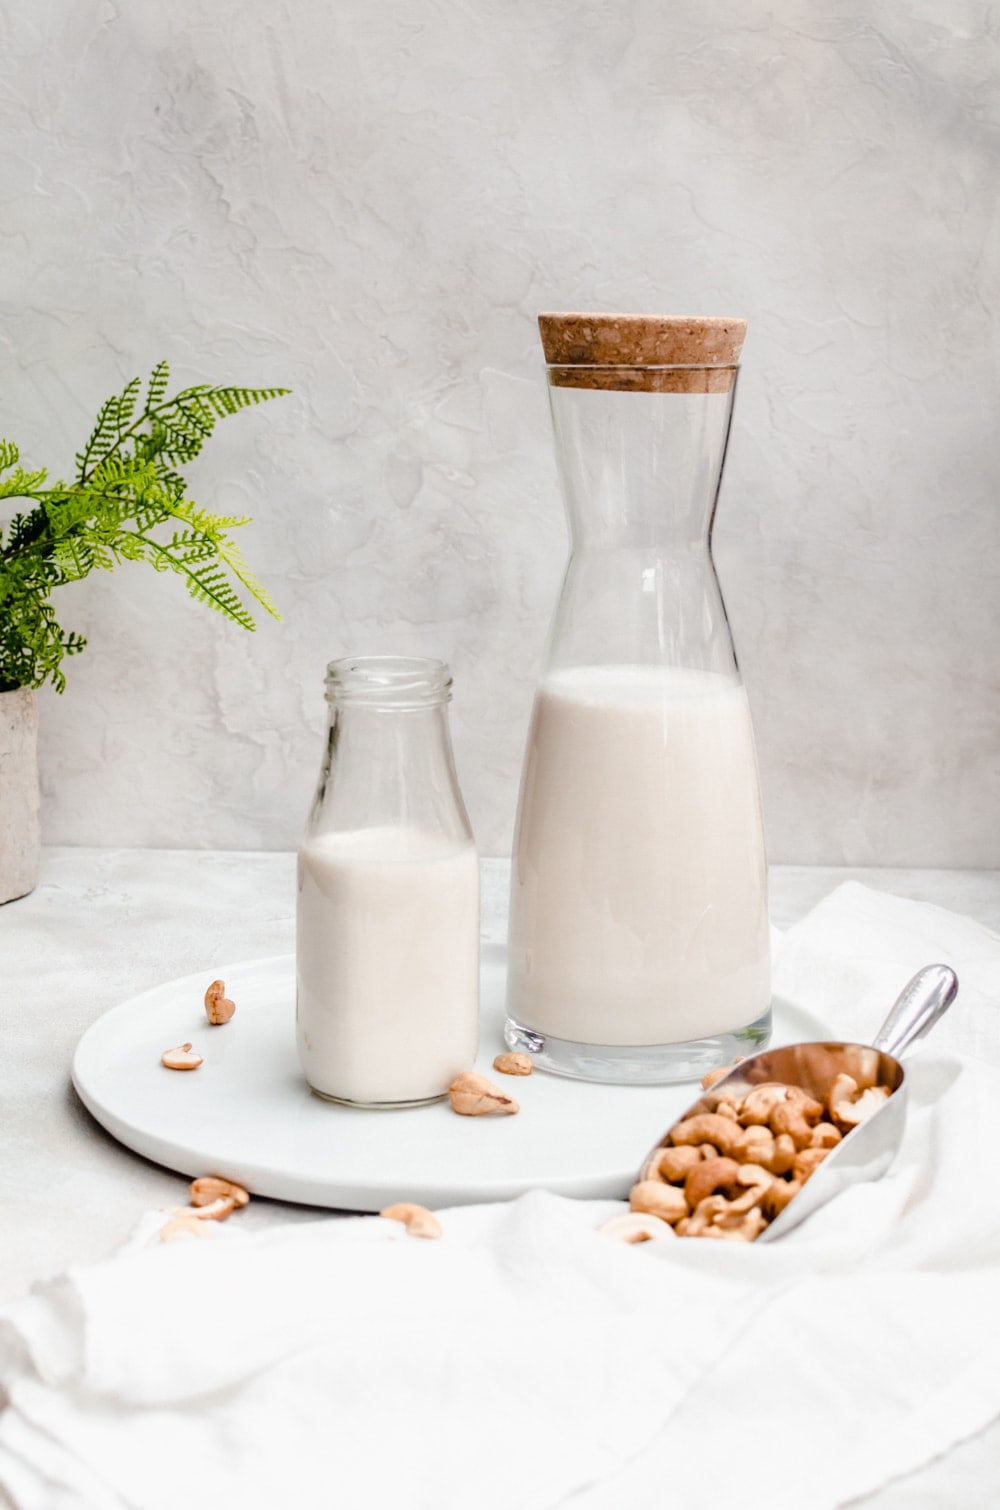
[505,314,770,1084]
[297,656,479,1106]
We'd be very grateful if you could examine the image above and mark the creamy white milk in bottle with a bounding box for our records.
[505,314,771,1084]
[296,658,479,1107]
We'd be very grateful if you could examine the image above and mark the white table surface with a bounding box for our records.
[3,848,1000,1507]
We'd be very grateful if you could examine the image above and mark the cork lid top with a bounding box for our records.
[538,313,746,392]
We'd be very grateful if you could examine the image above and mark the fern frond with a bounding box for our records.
[88,454,158,492]
[6,507,48,554]
[0,467,50,500]
[182,563,258,630]
[151,413,210,466]
[205,384,290,417]
[115,376,142,433]
[0,440,20,474]
[51,538,96,581]
[174,393,217,436]
[145,360,170,413]
[167,498,252,533]
[157,466,188,502]
[217,536,281,621]
[76,392,123,479]
[165,529,219,563]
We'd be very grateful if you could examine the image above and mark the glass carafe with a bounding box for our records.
[505,314,770,1084]
[297,656,479,1107]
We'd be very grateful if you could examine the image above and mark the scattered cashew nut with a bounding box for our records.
[381,1203,442,1239]
[204,979,236,1025]
[165,1196,235,1221]
[161,1043,202,1071]
[159,1173,251,1243]
[700,1065,733,1090]
[159,1215,213,1243]
[190,1176,250,1208]
[448,1071,519,1116]
[493,1052,533,1076]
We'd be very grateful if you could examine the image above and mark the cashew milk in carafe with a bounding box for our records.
[505,314,771,1084]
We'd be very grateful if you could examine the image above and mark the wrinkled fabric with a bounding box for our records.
[2,884,999,1510]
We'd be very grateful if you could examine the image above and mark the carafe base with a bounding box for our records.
[502,1007,772,1085]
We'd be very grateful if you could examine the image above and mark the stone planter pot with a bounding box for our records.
[0,687,40,904]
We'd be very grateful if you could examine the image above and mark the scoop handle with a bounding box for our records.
[870,963,958,1058]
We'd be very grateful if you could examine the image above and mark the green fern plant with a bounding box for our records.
[0,361,288,693]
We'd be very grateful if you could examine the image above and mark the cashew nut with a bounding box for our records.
[711,1206,767,1242]
[809,1122,843,1150]
[785,1087,825,1121]
[448,1071,519,1116]
[669,1112,743,1158]
[762,1178,801,1218]
[629,1180,688,1225]
[770,1132,799,1175]
[769,1102,817,1150]
[161,1043,202,1071]
[793,1146,834,1182]
[165,1196,235,1221]
[735,1162,774,1188]
[160,1215,213,1242]
[831,1082,891,1129]
[598,1212,676,1244]
[700,1064,733,1090]
[190,1176,250,1208]
[676,1194,731,1236]
[724,1165,772,1215]
[204,979,236,1025]
[725,1187,766,1217]
[738,1083,790,1125]
[381,1203,442,1239]
[730,1123,776,1165]
[684,1156,742,1209]
[655,1145,704,1183]
[492,1052,533,1076]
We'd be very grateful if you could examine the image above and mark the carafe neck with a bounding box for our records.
[547,376,737,552]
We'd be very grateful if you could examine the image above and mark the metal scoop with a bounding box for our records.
[639,963,958,1242]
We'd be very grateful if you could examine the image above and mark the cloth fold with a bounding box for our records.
[3,883,1000,1510]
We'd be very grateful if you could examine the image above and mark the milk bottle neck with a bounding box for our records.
[306,657,473,846]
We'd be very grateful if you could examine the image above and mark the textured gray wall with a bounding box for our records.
[2,1,997,862]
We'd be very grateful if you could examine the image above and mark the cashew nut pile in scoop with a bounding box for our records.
[625,1068,889,1243]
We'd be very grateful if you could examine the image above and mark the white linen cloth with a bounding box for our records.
[2,882,1000,1510]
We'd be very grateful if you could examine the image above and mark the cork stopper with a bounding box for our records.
[538,313,747,393]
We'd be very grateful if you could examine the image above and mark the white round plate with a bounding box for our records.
[72,949,829,1211]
